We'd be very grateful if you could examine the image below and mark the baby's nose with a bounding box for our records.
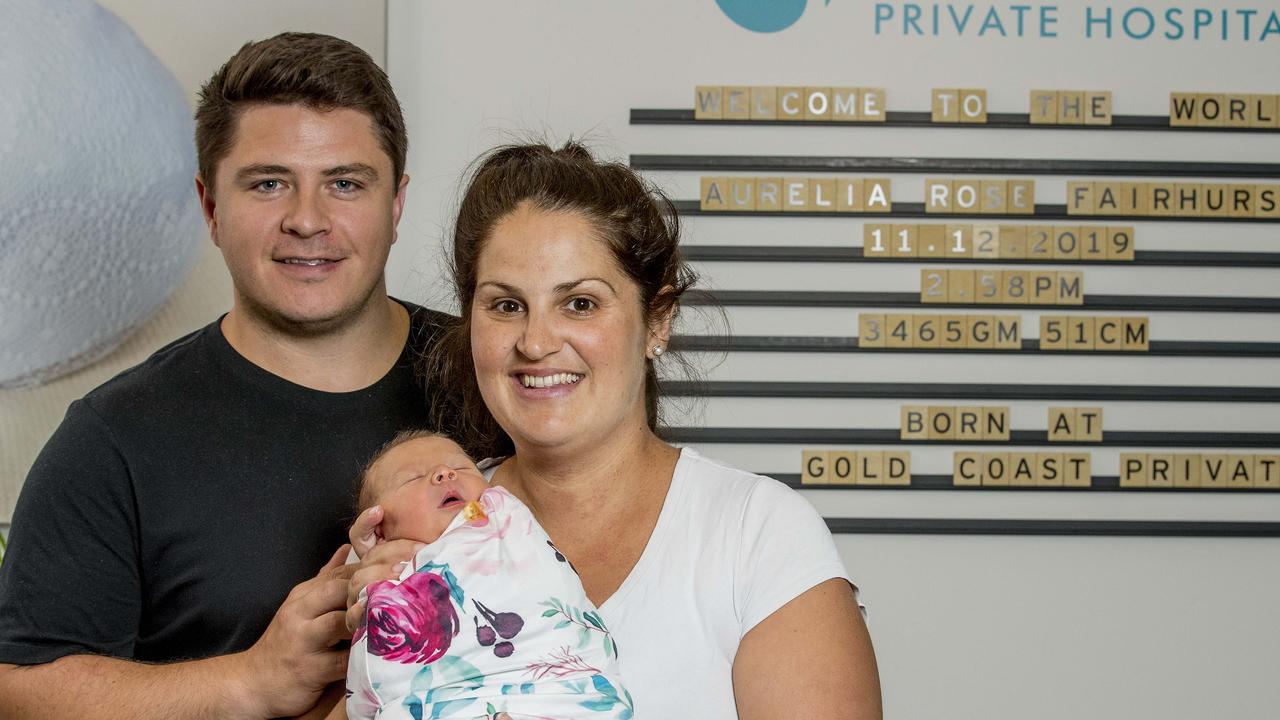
[430,467,456,484]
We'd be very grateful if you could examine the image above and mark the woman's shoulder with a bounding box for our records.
[674,447,814,521]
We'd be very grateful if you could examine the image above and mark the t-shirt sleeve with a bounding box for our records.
[0,400,142,664]
[733,478,851,634]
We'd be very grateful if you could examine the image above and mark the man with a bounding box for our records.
[0,33,451,718]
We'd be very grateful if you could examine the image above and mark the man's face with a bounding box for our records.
[196,104,407,332]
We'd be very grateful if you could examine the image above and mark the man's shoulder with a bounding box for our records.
[79,321,219,413]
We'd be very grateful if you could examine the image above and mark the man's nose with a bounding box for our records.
[280,186,330,238]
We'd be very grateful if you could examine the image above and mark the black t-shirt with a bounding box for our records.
[0,301,455,664]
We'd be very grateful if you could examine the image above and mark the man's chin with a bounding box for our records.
[241,293,384,338]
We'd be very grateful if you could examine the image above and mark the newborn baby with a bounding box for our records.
[346,431,633,720]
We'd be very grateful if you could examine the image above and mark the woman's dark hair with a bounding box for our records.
[426,141,698,460]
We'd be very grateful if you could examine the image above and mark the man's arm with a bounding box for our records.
[0,545,354,720]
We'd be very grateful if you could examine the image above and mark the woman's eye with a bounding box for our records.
[493,299,523,314]
[567,297,596,313]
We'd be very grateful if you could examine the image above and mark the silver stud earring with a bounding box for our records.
[652,345,664,357]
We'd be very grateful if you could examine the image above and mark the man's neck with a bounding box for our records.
[220,296,410,392]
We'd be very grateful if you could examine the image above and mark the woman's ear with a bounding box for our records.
[646,285,677,357]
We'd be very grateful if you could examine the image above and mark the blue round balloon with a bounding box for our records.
[715,0,809,33]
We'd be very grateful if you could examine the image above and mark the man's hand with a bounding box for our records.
[240,545,356,718]
[344,506,422,633]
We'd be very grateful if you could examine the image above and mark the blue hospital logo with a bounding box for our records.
[716,0,829,33]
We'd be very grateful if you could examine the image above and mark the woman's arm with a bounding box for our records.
[731,578,882,720]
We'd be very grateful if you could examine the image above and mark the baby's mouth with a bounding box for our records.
[439,490,464,509]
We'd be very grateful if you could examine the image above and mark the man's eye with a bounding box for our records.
[333,179,359,192]
[255,179,281,192]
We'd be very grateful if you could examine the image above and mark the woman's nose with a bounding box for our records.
[515,311,560,360]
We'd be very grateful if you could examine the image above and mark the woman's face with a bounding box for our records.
[470,203,661,454]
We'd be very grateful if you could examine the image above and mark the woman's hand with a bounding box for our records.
[344,505,424,633]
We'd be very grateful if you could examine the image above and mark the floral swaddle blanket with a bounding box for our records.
[347,486,633,720]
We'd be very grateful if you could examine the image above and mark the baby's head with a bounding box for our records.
[358,431,489,544]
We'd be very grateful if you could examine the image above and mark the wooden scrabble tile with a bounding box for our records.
[809,178,837,212]
[982,452,1010,486]
[971,225,999,258]
[967,315,995,349]
[1037,453,1065,486]
[1174,454,1201,488]
[973,270,1000,305]
[946,224,973,258]
[997,225,1027,258]
[1256,185,1280,219]
[955,407,984,441]
[883,450,911,485]
[700,176,728,211]
[947,269,975,304]
[952,181,981,214]
[1223,94,1248,125]
[982,407,1010,441]
[856,451,885,485]
[828,450,859,485]
[1229,184,1256,218]
[959,89,987,123]
[1058,91,1085,124]
[756,177,782,211]
[925,178,953,213]
[1080,227,1107,260]
[1066,182,1094,215]
[1063,452,1092,487]
[920,269,948,303]
[1084,91,1112,125]
[1122,317,1149,351]
[1047,407,1076,441]
[1075,408,1103,442]
[1228,454,1255,488]
[1255,455,1280,489]
[1106,227,1135,261]
[859,313,886,348]
[1200,454,1229,489]
[1147,183,1177,217]
[1009,452,1038,486]
[892,224,919,257]
[953,452,984,486]
[912,314,941,348]
[782,178,809,212]
[901,405,929,439]
[800,449,830,484]
[1067,316,1095,350]
[777,87,806,120]
[928,406,957,440]
[1094,316,1124,351]
[980,180,1008,213]
[863,223,891,258]
[1147,453,1174,487]
[1052,226,1081,259]
[836,178,864,212]
[1093,182,1123,216]
[1000,270,1031,305]
[918,224,946,258]
[727,177,756,211]
[722,86,751,120]
[804,87,832,120]
[1030,271,1058,305]
[859,88,887,122]
[1007,180,1035,215]
[886,314,913,348]
[694,86,723,119]
[1199,183,1228,218]
[931,88,959,122]
[749,86,777,120]
[1039,316,1067,350]
[1029,90,1058,124]
[993,315,1021,349]
[1119,453,1148,487]
[1169,92,1198,127]
[1025,226,1053,260]
[1197,93,1226,127]
[863,179,892,212]
[830,87,859,121]
[940,315,967,349]
[1248,94,1277,128]
[1056,271,1084,306]
[1120,183,1149,216]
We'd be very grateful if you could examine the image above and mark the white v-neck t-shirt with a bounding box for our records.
[488,447,851,719]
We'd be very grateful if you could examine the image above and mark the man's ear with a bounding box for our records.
[390,173,410,245]
[194,173,218,245]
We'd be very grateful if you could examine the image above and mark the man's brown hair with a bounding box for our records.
[194,32,408,190]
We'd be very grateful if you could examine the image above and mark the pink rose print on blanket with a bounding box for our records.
[357,571,459,664]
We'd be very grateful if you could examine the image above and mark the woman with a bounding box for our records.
[349,143,881,718]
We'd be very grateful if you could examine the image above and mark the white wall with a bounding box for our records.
[0,0,387,522]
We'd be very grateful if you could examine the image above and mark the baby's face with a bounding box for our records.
[366,436,489,543]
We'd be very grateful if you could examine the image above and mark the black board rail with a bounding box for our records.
[669,335,1280,358]
[681,245,1280,268]
[821,518,1280,536]
[658,382,1280,403]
